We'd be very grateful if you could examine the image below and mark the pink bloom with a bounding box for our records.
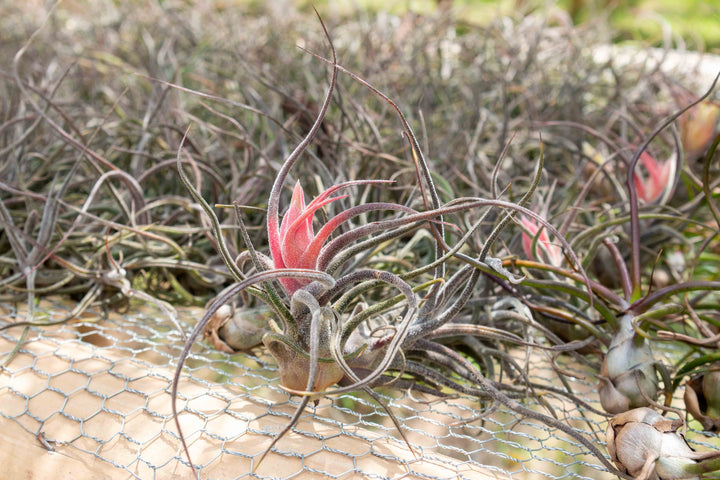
[632,152,672,204]
[267,179,407,295]
[520,217,563,266]
[269,181,346,294]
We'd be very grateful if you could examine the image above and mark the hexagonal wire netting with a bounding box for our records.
[1,298,719,480]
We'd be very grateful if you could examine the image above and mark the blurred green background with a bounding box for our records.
[276,0,720,51]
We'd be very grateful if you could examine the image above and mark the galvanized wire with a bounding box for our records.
[1,298,718,480]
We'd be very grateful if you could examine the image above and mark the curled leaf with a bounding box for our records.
[485,256,526,284]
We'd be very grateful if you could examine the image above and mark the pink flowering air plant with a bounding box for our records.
[632,151,674,204]
[173,15,618,478]
[520,216,564,267]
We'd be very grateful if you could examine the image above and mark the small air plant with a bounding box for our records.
[684,369,720,432]
[520,190,564,268]
[599,312,659,414]
[171,13,628,478]
[203,304,270,353]
[606,407,720,480]
[0,171,70,363]
[632,151,675,205]
[679,100,720,159]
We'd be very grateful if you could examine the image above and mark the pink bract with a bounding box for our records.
[268,180,399,294]
[268,181,342,293]
[521,217,563,267]
[632,152,672,204]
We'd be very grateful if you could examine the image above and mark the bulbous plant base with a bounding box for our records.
[599,366,659,414]
[263,333,344,392]
[606,407,720,480]
[684,371,720,432]
[204,305,270,354]
[599,314,659,414]
[606,408,696,480]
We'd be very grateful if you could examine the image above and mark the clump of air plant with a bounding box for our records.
[606,407,720,480]
[554,72,720,416]
[684,369,720,432]
[591,91,720,414]
[171,13,628,478]
[1,0,258,346]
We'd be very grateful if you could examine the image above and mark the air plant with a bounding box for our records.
[172,17,424,473]
[684,369,720,432]
[679,100,720,159]
[632,151,675,205]
[0,171,69,363]
[171,13,629,478]
[204,304,271,353]
[599,311,660,414]
[606,407,720,480]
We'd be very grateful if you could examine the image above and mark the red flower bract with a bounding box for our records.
[632,151,673,204]
[270,181,345,293]
[520,216,563,267]
[268,179,403,295]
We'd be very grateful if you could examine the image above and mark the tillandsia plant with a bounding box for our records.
[679,98,720,160]
[509,70,720,418]
[607,407,720,480]
[599,311,660,414]
[684,368,720,432]
[170,12,631,478]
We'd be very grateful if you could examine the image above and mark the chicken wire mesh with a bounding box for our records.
[2,298,717,480]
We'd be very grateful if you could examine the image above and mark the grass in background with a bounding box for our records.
[296,0,720,50]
